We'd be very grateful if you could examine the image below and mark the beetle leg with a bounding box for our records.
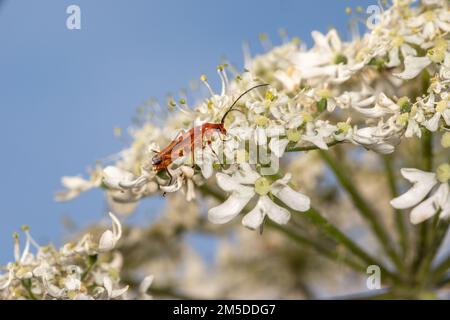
[167,169,173,185]
[259,218,265,235]
[210,145,225,169]
[162,169,174,197]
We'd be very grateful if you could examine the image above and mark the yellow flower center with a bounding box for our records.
[436,100,448,113]
[436,163,450,183]
[255,115,269,127]
[424,11,434,22]
[396,113,409,126]
[392,36,404,47]
[337,122,351,134]
[427,38,448,64]
[441,132,450,149]
[317,89,331,99]
[255,177,271,196]
[301,112,313,122]
[287,128,301,142]
[265,91,277,102]
[397,96,411,113]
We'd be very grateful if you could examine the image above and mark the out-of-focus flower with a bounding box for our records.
[0,213,130,300]
[98,212,123,252]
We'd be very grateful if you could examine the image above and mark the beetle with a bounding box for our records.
[152,83,269,185]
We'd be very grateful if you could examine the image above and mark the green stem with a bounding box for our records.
[318,150,404,274]
[422,130,433,172]
[414,131,433,272]
[286,140,343,153]
[149,286,205,300]
[200,185,367,275]
[383,155,409,259]
[303,208,384,269]
[81,254,98,281]
[266,220,367,273]
[298,207,399,283]
[21,279,37,300]
[433,256,450,282]
[201,185,399,283]
[416,219,449,286]
[332,289,393,300]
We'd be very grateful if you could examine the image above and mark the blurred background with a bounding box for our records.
[0,0,374,263]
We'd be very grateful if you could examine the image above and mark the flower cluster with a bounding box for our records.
[0,213,153,300]
[57,0,450,231]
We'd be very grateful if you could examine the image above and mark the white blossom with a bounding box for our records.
[391,165,450,224]
[208,165,310,229]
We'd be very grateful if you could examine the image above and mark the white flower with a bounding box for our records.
[407,8,450,40]
[102,166,146,190]
[301,120,337,150]
[1,216,129,300]
[64,275,81,291]
[386,37,417,68]
[44,278,64,298]
[267,125,288,157]
[208,165,310,229]
[291,29,358,83]
[394,56,431,80]
[352,93,398,118]
[0,269,13,290]
[404,106,426,138]
[160,166,197,201]
[139,275,154,300]
[98,212,122,252]
[425,100,450,131]
[350,126,398,154]
[103,276,129,300]
[390,165,450,224]
[55,175,101,201]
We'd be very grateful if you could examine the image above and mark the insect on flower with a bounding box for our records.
[152,84,269,186]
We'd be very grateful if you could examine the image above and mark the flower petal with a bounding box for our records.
[261,195,291,225]
[273,185,311,212]
[139,275,154,294]
[235,163,261,184]
[103,166,134,189]
[242,199,266,230]
[410,194,439,224]
[390,169,437,209]
[109,212,122,241]
[208,192,254,224]
[269,137,289,157]
[111,285,129,299]
[440,196,450,220]
[425,112,441,132]
[394,56,431,80]
[216,173,241,192]
[103,276,113,298]
[98,230,115,252]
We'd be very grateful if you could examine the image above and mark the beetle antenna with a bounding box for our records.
[221,84,269,124]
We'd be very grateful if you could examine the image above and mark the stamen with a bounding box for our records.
[24,230,40,250]
[20,227,31,263]
[217,65,228,96]
[278,28,288,43]
[13,232,20,262]
[200,74,214,96]
[259,33,272,51]
[242,41,252,69]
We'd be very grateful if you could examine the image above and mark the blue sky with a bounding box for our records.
[0,0,374,263]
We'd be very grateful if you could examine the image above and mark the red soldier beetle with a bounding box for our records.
[152,83,269,187]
